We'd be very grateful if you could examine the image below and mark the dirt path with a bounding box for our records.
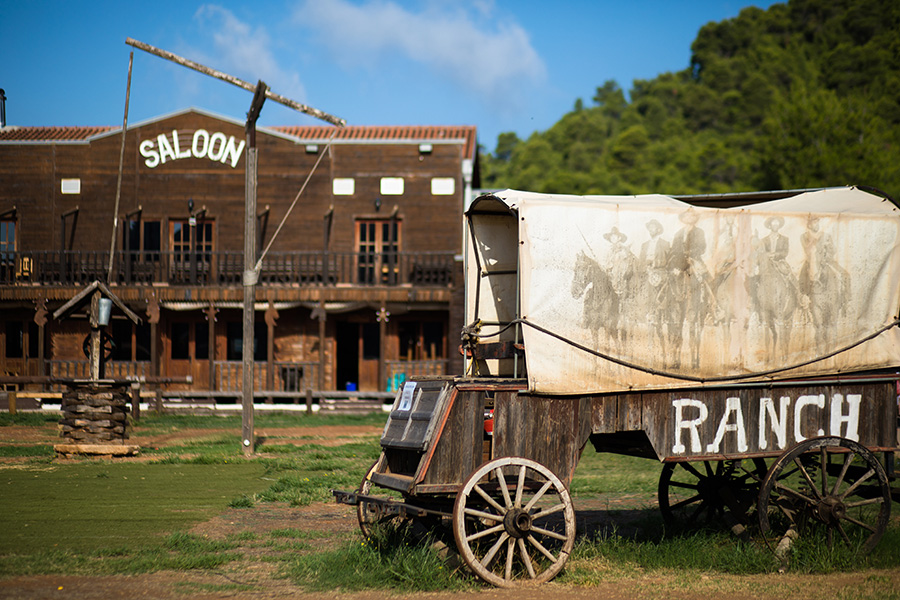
[2,423,898,599]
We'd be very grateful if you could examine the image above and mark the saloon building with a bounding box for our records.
[0,107,478,398]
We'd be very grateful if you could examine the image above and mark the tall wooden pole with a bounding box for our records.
[241,82,267,456]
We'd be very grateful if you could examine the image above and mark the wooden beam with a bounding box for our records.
[125,38,346,127]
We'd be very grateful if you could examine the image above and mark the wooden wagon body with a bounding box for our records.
[336,187,900,587]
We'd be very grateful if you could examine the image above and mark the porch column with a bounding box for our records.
[313,300,326,390]
[147,293,160,378]
[376,304,390,393]
[265,302,278,402]
[34,299,47,377]
[206,303,217,391]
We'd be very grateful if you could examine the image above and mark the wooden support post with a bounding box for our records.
[265,302,277,404]
[207,303,217,391]
[7,391,16,415]
[154,389,163,413]
[305,388,313,415]
[130,382,141,421]
[89,290,102,381]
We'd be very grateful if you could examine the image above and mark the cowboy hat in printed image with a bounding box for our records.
[764,215,785,230]
[603,226,628,244]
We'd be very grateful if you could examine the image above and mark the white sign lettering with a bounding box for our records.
[672,392,861,455]
[139,129,245,169]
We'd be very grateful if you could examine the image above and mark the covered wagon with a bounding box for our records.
[336,186,900,586]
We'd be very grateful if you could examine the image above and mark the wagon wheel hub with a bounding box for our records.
[816,496,846,524]
[503,508,533,538]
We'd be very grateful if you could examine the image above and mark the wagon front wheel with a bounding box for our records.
[357,458,405,538]
[452,457,576,588]
[758,436,891,559]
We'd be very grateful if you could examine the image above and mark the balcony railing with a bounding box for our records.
[1,250,455,287]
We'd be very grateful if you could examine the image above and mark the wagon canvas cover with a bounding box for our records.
[465,187,900,394]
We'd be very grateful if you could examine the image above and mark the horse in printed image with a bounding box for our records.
[571,250,622,354]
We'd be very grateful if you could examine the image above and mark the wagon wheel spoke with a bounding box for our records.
[527,534,559,562]
[495,467,513,509]
[831,453,853,496]
[504,537,515,580]
[704,461,714,478]
[842,514,878,533]
[772,479,818,507]
[839,467,875,500]
[466,523,506,543]
[517,538,536,579]
[531,502,566,519]
[529,525,570,542]
[680,462,705,480]
[514,465,526,508]
[523,480,554,512]
[474,483,507,513]
[845,496,885,509]
[480,531,510,568]
[819,446,828,498]
[835,521,852,546]
[464,506,503,523]
[668,480,700,490]
[792,457,823,501]
[669,493,703,511]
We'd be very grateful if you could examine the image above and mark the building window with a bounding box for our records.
[169,322,209,361]
[196,321,209,360]
[380,177,404,195]
[60,178,81,194]
[5,321,23,359]
[111,321,151,362]
[226,321,267,361]
[356,219,401,285]
[125,219,161,262]
[431,177,455,195]
[170,219,214,282]
[333,178,355,195]
[0,220,14,281]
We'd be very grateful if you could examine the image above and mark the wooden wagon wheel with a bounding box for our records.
[452,457,576,588]
[758,436,891,559]
[356,459,405,538]
[658,458,768,531]
[82,331,116,362]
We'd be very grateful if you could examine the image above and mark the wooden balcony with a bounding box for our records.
[1,250,456,288]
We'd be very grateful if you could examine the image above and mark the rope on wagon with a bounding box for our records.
[463,317,900,384]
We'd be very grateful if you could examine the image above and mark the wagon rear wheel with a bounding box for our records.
[452,457,576,588]
[758,436,891,560]
[658,458,768,531]
[357,459,405,538]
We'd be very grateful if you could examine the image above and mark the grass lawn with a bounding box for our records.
[0,462,268,554]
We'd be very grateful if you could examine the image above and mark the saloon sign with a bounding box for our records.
[139,129,245,169]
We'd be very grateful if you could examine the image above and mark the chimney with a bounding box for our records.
[0,89,6,128]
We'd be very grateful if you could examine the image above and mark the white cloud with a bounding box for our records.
[191,5,306,102]
[291,0,545,108]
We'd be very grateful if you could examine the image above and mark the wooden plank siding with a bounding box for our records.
[590,380,898,462]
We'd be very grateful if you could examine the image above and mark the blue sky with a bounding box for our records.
[2,0,777,151]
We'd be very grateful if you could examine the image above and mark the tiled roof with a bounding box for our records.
[0,125,117,142]
[0,119,478,159]
[271,125,478,159]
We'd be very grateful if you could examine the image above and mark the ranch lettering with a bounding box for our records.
[671,392,861,455]
[139,129,245,169]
